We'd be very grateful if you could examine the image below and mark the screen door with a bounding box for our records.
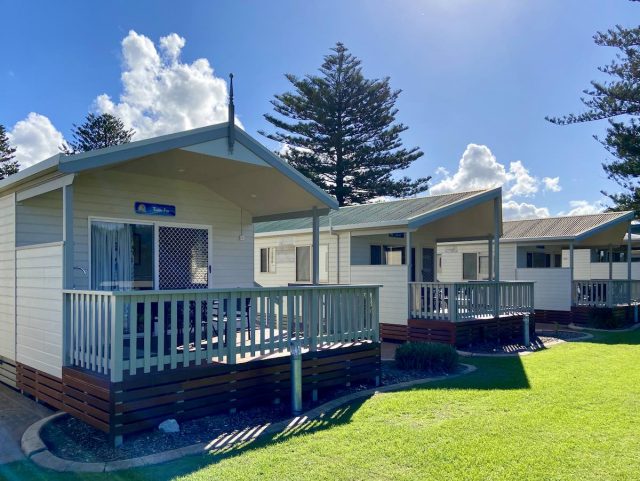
[157,226,210,290]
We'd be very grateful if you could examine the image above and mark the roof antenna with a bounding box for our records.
[228,73,235,154]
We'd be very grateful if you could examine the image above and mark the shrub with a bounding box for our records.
[394,342,459,373]
[588,308,631,330]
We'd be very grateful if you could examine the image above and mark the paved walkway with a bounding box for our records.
[0,383,53,464]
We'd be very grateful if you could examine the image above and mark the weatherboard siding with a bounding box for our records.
[15,243,63,378]
[562,248,640,280]
[72,170,254,289]
[514,267,571,311]
[0,193,16,361]
[351,264,407,326]
[254,232,339,286]
[15,188,63,247]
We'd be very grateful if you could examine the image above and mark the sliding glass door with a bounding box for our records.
[90,220,210,291]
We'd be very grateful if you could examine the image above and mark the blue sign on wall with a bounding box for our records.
[135,202,176,217]
[389,232,405,238]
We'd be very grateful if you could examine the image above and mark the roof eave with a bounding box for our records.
[0,154,61,194]
[574,211,634,242]
[407,187,502,230]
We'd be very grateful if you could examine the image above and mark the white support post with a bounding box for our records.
[406,231,412,282]
[628,223,632,306]
[63,184,74,289]
[406,230,412,319]
[488,238,493,281]
[570,242,575,305]
[608,244,613,280]
[62,184,74,368]
[493,198,500,317]
[493,198,500,283]
[312,207,320,285]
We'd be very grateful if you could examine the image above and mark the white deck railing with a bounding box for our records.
[409,281,534,321]
[573,280,640,307]
[63,285,380,382]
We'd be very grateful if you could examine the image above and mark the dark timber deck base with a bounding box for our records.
[16,342,381,441]
[381,314,535,347]
[535,305,637,328]
[0,355,17,388]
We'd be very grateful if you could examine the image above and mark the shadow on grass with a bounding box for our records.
[122,398,372,481]
[118,357,530,479]
[577,327,640,346]
[0,355,533,481]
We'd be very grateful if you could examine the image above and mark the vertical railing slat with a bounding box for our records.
[143,297,152,373]
[157,297,165,371]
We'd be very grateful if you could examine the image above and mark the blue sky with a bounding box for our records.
[1,0,637,218]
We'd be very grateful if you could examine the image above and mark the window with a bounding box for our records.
[91,221,154,290]
[384,246,405,265]
[370,245,406,265]
[526,252,551,268]
[295,245,329,282]
[296,246,311,282]
[260,247,276,273]
[554,254,562,268]
[479,255,489,279]
[463,253,478,280]
[591,248,636,263]
[370,245,383,265]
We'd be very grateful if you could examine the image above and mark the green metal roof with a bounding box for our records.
[255,189,498,234]
[502,211,633,241]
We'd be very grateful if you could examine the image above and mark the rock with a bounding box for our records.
[158,419,180,434]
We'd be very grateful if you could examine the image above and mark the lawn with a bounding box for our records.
[2,329,639,481]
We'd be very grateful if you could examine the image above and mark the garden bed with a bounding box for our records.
[41,360,463,463]
[459,330,589,355]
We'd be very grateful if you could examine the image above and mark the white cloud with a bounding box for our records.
[559,200,606,216]
[430,144,548,200]
[7,113,64,168]
[430,144,509,195]
[506,160,537,198]
[95,30,237,140]
[502,200,550,220]
[543,176,561,192]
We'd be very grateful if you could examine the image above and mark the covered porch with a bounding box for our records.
[343,188,535,344]
[507,212,639,326]
[8,123,381,444]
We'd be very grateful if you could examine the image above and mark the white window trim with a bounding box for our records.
[88,216,213,290]
[260,246,277,274]
[295,244,329,283]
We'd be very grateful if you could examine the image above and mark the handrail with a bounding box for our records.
[573,279,640,307]
[409,281,534,322]
[63,285,380,382]
[62,284,382,296]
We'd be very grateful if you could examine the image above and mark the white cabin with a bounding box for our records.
[0,122,382,443]
[437,213,639,324]
[255,188,535,344]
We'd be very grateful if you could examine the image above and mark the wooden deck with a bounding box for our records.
[381,313,535,347]
[17,341,381,440]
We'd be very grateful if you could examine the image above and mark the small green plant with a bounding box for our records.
[588,308,630,330]
[395,342,459,373]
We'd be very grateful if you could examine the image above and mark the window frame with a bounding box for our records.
[260,247,277,274]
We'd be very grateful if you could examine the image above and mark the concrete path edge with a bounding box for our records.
[23,364,477,473]
[21,364,477,473]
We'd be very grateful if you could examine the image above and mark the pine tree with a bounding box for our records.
[61,113,135,154]
[261,43,428,206]
[547,18,640,215]
[0,124,19,180]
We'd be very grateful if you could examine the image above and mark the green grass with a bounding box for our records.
[2,329,639,481]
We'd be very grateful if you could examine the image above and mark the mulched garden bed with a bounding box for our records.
[460,330,588,355]
[41,360,460,463]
